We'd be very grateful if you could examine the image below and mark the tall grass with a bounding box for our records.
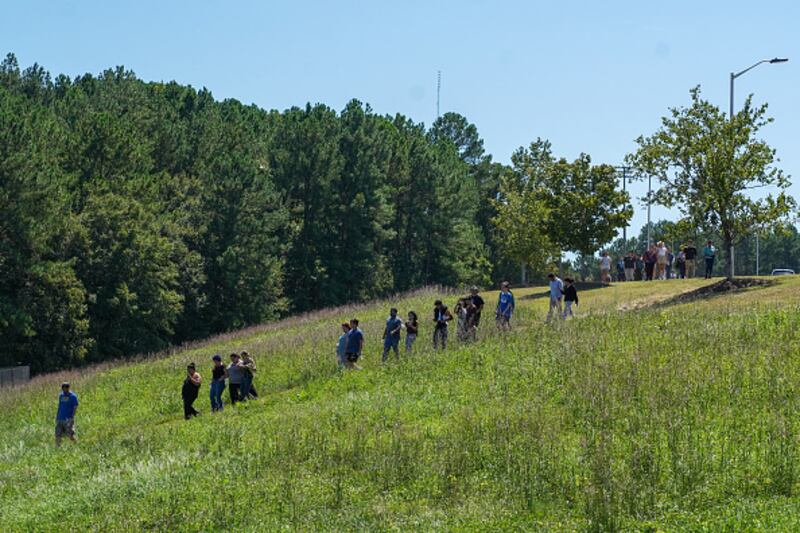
[2,279,800,531]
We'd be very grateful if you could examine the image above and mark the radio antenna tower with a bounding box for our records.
[436,70,441,119]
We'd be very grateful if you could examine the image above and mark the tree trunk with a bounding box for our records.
[724,234,734,279]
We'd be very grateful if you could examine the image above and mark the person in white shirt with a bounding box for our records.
[546,273,564,322]
[599,251,612,284]
[656,241,669,280]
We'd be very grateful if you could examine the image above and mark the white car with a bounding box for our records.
[771,268,795,276]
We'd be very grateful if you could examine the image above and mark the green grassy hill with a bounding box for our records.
[3,277,800,531]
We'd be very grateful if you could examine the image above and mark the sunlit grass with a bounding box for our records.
[2,277,800,531]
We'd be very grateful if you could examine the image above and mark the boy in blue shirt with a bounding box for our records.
[55,382,79,447]
[345,318,364,369]
[496,281,515,330]
[382,308,404,362]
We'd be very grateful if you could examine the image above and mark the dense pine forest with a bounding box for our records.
[0,54,517,373]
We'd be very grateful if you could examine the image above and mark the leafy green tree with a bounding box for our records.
[492,172,558,275]
[627,87,795,277]
[509,139,631,257]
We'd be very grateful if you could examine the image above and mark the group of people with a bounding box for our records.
[334,283,518,372]
[55,279,581,442]
[181,350,259,420]
[601,239,717,283]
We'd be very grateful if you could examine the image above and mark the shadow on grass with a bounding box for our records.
[519,282,609,301]
[647,277,775,309]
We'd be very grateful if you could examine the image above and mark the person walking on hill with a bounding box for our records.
[210,354,226,412]
[599,251,612,284]
[546,273,564,322]
[562,277,579,319]
[623,252,636,282]
[239,351,257,400]
[703,240,716,278]
[405,311,418,354]
[455,298,469,341]
[55,382,79,447]
[644,245,657,281]
[182,363,202,419]
[656,241,669,280]
[634,253,644,281]
[382,308,403,362]
[433,300,453,350]
[470,286,485,336]
[345,318,364,369]
[616,256,625,282]
[684,240,697,278]
[496,282,515,330]
[336,322,351,368]
[676,248,687,279]
[666,248,675,279]
[227,353,245,404]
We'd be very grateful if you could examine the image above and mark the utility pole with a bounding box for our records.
[646,174,652,248]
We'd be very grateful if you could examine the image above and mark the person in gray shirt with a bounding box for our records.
[226,353,245,404]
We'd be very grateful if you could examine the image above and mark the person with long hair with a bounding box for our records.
[405,311,418,354]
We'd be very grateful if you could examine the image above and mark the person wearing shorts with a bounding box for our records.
[345,318,364,369]
[55,382,79,447]
[496,282,515,330]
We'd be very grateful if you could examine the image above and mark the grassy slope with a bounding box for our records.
[2,278,800,531]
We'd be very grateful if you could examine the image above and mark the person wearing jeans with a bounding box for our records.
[209,354,226,412]
[382,308,403,362]
[703,240,716,278]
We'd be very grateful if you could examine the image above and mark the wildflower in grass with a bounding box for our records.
[182,363,202,420]
[55,382,78,447]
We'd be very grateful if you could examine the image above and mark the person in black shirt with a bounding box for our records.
[469,286,485,328]
[684,240,697,278]
[562,278,579,319]
[433,300,453,350]
[623,252,636,282]
[182,363,202,420]
[209,355,227,412]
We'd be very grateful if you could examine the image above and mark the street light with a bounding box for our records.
[727,56,788,277]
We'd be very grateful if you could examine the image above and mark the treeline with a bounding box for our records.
[1,54,630,373]
[0,54,512,373]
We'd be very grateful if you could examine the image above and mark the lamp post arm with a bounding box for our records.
[732,59,770,80]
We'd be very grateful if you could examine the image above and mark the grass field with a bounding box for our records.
[2,276,800,531]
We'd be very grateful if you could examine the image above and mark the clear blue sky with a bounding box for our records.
[3,0,798,240]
